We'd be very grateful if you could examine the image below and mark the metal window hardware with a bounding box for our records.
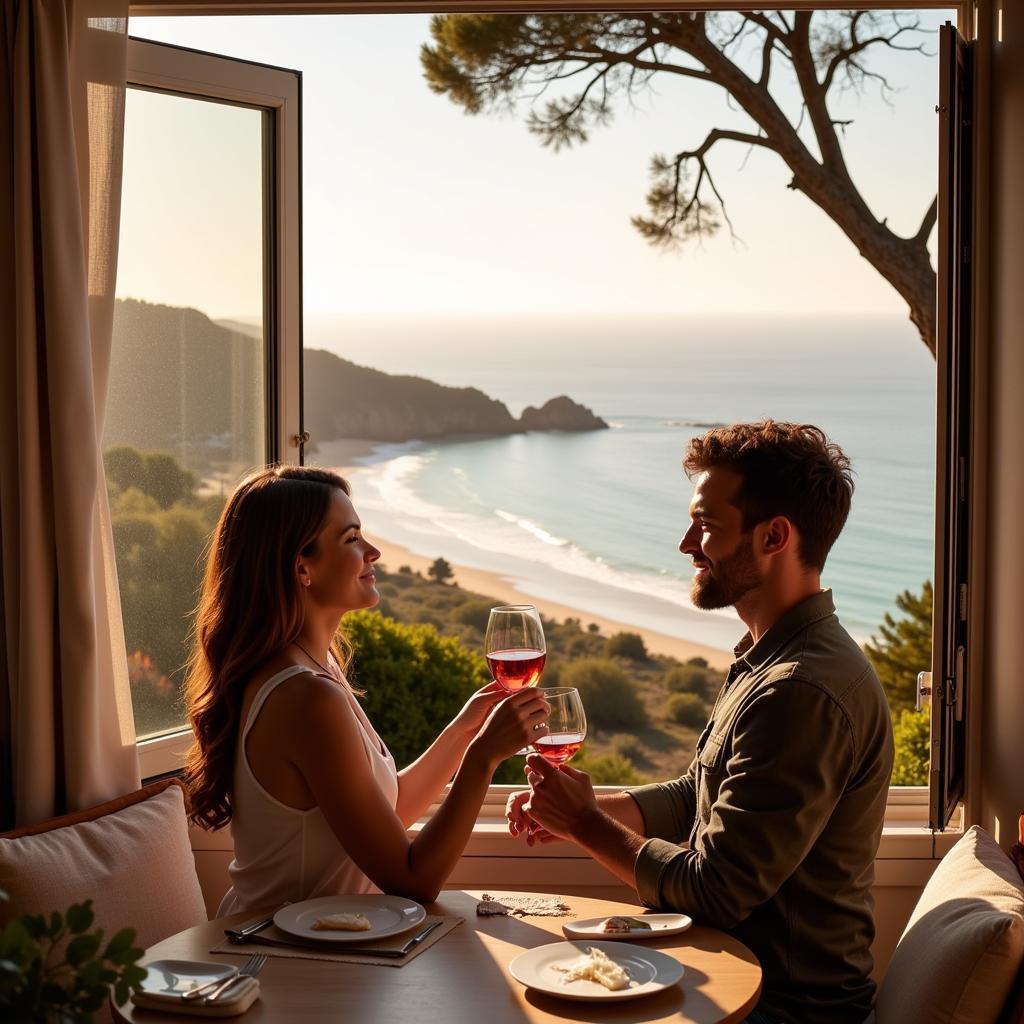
[291,430,310,448]
[916,671,932,711]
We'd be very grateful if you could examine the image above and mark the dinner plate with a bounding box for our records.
[562,912,693,940]
[138,959,235,997]
[508,941,684,1002]
[273,894,426,943]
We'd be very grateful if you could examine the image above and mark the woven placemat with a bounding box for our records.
[208,915,461,968]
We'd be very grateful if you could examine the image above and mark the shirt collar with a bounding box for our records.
[730,589,837,673]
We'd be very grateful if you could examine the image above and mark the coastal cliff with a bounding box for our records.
[106,300,607,455]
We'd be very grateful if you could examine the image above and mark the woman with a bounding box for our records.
[183,465,548,913]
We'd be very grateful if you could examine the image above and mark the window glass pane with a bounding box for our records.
[106,86,266,739]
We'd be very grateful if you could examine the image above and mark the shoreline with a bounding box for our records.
[371,536,733,670]
[318,439,734,669]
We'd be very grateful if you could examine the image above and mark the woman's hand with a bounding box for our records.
[451,680,507,738]
[470,688,549,767]
[506,789,560,846]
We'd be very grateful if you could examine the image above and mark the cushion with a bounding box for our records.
[876,825,1024,1024]
[0,779,207,951]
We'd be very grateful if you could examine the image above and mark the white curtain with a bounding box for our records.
[1,0,139,830]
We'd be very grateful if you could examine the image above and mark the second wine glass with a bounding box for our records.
[532,687,587,765]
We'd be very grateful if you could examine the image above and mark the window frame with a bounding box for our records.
[124,37,302,765]
[126,3,978,835]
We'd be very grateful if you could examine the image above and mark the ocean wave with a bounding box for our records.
[495,509,569,547]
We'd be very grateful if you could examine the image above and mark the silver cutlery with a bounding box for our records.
[183,953,267,1003]
[224,903,291,943]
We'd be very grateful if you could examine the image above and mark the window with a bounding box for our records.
[122,8,973,826]
[106,39,300,751]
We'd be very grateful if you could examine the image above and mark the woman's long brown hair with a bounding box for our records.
[183,465,351,830]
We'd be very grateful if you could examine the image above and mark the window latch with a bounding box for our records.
[291,430,311,448]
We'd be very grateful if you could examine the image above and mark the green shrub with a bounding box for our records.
[453,598,494,632]
[389,569,416,588]
[559,658,646,730]
[686,656,709,669]
[666,692,707,729]
[610,733,645,763]
[891,707,930,785]
[663,664,711,700]
[573,749,645,785]
[606,632,648,661]
[540,663,561,688]
[343,611,489,770]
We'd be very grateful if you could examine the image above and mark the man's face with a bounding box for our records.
[679,468,763,610]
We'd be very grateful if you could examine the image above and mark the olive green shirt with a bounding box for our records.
[630,590,893,1024]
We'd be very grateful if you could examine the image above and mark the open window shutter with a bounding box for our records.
[930,21,973,831]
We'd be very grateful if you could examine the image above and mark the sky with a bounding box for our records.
[119,10,956,321]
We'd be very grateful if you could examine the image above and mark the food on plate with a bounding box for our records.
[311,911,372,932]
[554,947,631,991]
[600,916,652,934]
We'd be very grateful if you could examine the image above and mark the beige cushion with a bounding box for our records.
[876,825,1024,1024]
[0,780,207,951]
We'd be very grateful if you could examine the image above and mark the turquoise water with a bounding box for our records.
[312,313,936,647]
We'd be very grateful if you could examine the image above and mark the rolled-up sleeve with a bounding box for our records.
[632,680,855,927]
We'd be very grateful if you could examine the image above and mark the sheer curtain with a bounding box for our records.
[0,0,138,830]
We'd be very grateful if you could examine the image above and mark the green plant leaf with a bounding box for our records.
[113,980,131,1006]
[48,911,63,935]
[41,979,69,1004]
[65,901,93,935]
[21,914,48,941]
[65,933,101,967]
[103,927,135,960]
[127,963,147,982]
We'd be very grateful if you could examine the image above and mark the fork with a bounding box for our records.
[186,954,267,1004]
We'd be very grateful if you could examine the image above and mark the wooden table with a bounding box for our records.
[113,890,761,1024]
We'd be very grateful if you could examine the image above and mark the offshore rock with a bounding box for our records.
[518,395,608,432]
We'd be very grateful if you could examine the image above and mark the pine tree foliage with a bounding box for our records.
[864,581,932,713]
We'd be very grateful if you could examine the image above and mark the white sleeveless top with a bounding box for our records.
[217,665,399,916]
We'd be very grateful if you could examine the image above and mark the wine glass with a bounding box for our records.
[532,687,587,766]
[484,605,546,691]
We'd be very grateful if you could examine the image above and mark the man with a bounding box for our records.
[509,421,894,1024]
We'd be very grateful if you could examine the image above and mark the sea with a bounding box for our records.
[307,313,936,652]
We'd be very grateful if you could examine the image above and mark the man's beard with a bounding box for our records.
[691,533,763,610]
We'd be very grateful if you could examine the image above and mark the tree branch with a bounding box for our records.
[914,196,938,246]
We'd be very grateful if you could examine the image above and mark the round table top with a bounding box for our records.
[113,890,761,1024]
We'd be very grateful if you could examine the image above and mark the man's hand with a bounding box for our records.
[522,754,600,841]
[505,789,559,846]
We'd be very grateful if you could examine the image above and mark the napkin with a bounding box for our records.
[476,893,572,917]
[130,976,261,1017]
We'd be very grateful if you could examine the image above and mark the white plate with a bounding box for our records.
[562,913,693,940]
[138,959,235,997]
[273,894,426,943]
[508,941,684,1002]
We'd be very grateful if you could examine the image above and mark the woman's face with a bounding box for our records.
[298,489,381,614]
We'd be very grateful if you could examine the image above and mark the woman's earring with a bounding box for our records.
[303,578,311,587]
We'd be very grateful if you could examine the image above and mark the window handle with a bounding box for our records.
[916,671,932,711]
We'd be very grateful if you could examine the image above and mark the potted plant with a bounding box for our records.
[0,891,146,1022]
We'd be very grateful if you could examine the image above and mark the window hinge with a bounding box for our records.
[291,430,310,448]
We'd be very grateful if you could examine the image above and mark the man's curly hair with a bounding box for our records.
[684,420,854,572]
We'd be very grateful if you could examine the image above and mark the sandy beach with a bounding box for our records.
[372,537,733,670]
[317,440,733,669]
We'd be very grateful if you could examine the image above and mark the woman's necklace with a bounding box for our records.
[293,639,338,681]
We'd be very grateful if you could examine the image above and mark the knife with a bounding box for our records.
[224,904,289,943]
